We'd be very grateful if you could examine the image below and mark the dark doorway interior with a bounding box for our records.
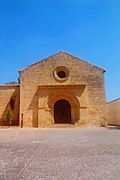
[54,99,71,124]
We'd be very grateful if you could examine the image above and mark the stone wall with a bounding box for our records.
[19,51,106,127]
[37,85,86,127]
[107,98,120,126]
[0,85,20,126]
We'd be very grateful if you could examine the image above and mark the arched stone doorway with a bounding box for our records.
[44,91,80,125]
[54,99,71,124]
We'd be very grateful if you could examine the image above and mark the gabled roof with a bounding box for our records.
[107,97,120,104]
[19,51,105,73]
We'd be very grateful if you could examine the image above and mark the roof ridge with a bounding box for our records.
[107,97,120,104]
[0,84,20,87]
[19,51,61,73]
[60,51,105,72]
[19,51,105,73]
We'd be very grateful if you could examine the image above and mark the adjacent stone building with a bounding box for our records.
[0,84,20,126]
[107,98,120,126]
[0,51,106,127]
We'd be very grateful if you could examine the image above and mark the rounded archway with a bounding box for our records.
[44,91,80,125]
[54,99,71,124]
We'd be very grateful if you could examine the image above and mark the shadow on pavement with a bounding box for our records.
[106,125,120,130]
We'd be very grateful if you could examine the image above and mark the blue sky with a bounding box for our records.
[0,0,120,102]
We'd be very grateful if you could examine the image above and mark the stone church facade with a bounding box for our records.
[0,51,107,127]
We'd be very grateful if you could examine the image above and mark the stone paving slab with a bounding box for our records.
[0,127,120,180]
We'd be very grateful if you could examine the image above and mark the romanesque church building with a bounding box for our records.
[0,51,106,127]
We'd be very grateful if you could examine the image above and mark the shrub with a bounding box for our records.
[7,110,13,125]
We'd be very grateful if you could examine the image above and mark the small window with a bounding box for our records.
[53,66,69,82]
[10,98,15,110]
[57,71,66,78]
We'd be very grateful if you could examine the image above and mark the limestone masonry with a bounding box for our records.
[107,98,120,126]
[0,51,107,127]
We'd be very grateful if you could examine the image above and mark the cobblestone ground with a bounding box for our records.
[0,127,120,180]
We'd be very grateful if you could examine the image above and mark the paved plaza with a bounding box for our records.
[0,127,120,180]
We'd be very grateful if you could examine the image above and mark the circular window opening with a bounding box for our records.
[53,66,69,82]
[57,71,66,78]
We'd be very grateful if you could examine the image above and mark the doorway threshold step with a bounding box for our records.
[52,124,75,128]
